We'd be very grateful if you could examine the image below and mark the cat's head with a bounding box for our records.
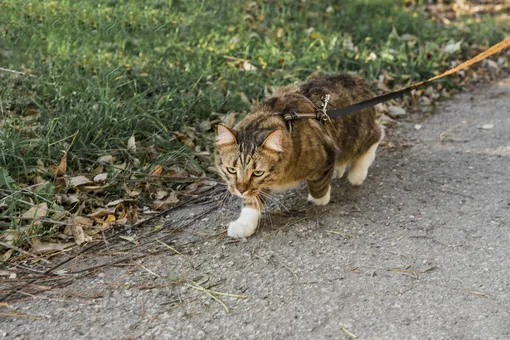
[214,125,285,198]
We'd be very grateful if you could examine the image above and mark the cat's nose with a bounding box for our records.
[236,182,248,194]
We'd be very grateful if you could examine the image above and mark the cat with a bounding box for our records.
[214,73,384,238]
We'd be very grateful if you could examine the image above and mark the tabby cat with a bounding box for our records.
[214,73,384,238]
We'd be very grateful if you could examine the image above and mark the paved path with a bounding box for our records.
[3,78,510,340]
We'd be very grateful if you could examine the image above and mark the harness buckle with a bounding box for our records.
[317,94,331,122]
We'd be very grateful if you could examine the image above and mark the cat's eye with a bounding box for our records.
[253,170,265,177]
[226,167,237,174]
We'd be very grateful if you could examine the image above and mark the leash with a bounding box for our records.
[281,36,510,121]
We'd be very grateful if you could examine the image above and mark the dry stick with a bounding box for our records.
[0,196,197,302]
[113,204,219,254]
[0,312,41,320]
[187,281,230,313]
[0,241,52,264]
[0,67,36,77]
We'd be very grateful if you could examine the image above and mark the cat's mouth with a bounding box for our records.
[230,188,259,199]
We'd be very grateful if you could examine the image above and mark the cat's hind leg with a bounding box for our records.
[347,142,379,186]
[307,168,333,205]
[332,161,348,179]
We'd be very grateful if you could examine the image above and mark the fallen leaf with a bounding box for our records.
[241,61,257,71]
[198,120,212,132]
[69,176,92,187]
[71,216,94,226]
[152,192,179,210]
[125,186,142,197]
[388,106,407,116]
[119,235,138,244]
[53,151,67,176]
[91,165,104,178]
[70,224,89,245]
[155,190,168,200]
[98,155,114,164]
[88,207,116,218]
[21,203,48,221]
[32,241,73,254]
[443,40,462,54]
[127,135,136,153]
[149,165,163,176]
[76,185,108,193]
[93,173,108,182]
[378,114,394,125]
[106,199,124,207]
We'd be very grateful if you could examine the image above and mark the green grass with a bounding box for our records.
[0,0,507,248]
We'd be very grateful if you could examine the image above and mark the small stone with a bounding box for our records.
[414,124,422,130]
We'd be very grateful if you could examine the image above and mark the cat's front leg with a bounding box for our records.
[228,196,263,238]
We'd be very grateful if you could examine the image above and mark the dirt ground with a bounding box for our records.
[2,77,510,340]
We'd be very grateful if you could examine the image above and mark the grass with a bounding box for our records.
[0,0,507,250]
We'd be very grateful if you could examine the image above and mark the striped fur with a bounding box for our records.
[215,73,383,238]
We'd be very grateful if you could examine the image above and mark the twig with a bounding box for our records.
[325,230,353,238]
[0,195,200,302]
[0,312,41,320]
[465,289,491,299]
[187,281,230,313]
[341,327,358,339]
[0,67,36,77]
[140,265,161,278]
[156,239,183,255]
[0,241,52,264]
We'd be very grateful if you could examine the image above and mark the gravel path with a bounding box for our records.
[2,77,510,340]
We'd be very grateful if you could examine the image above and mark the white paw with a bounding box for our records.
[332,166,346,179]
[307,186,331,206]
[227,208,260,239]
[347,169,367,186]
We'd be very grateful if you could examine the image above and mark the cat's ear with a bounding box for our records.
[215,125,237,146]
[262,130,283,153]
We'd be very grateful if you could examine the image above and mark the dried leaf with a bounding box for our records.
[69,176,92,187]
[155,190,168,200]
[21,203,48,220]
[88,207,116,218]
[199,120,212,132]
[98,155,114,164]
[127,135,136,153]
[241,61,257,71]
[93,173,108,182]
[388,106,407,116]
[32,242,73,254]
[91,165,104,178]
[53,151,67,176]
[70,224,89,245]
[443,40,462,54]
[119,235,138,244]
[76,185,108,193]
[106,199,124,207]
[174,131,195,148]
[71,216,94,226]
[60,194,80,205]
[152,192,179,210]
[149,165,163,176]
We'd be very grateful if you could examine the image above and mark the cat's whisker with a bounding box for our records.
[259,191,291,215]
